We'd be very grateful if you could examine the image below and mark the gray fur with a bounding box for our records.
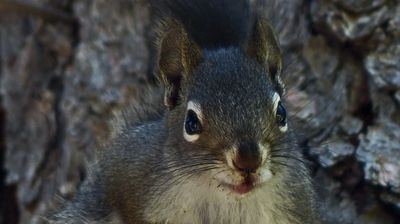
[47,1,320,223]
[47,49,320,224]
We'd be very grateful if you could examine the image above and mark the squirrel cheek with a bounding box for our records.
[259,168,273,182]
[259,143,270,164]
[225,147,239,170]
[258,144,273,182]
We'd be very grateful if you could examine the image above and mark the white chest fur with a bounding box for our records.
[143,174,292,224]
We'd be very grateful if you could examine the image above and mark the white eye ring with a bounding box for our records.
[279,123,288,132]
[183,101,203,142]
[272,92,280,115]
[272,92,288,133]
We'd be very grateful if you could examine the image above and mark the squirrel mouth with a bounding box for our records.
[224,177,256,195]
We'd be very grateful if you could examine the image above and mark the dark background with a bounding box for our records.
[0,0,399,223]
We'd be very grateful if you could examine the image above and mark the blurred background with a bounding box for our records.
[0,0,399,223]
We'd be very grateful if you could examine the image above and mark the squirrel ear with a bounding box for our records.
[157,19,202,110]
[246,15,284,95]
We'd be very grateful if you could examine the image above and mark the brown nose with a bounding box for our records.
[233,141,261,174]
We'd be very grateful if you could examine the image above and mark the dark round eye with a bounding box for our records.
[276,101,287,127]
[185,109,202,135]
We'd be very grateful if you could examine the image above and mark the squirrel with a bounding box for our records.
[47,0,320,223]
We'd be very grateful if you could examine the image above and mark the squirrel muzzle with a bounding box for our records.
[233,140,262,175]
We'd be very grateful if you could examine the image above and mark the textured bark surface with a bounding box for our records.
[0,0,399,223]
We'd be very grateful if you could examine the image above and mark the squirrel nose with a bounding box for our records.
[233,141,262,174]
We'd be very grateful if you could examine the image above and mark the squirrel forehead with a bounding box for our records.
[186,89,278,132]
[190,50,275,92]
[183,49,281,130]
[188,51,277,104]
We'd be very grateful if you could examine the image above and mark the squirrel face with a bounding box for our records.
[156,13,290,195]
[165,49,290,195]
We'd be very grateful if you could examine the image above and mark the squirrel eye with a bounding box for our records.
[276,101,287,127]
[185,109,202,135]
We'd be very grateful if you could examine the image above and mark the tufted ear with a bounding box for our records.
[157,18,202,110]
[246,15,284,95]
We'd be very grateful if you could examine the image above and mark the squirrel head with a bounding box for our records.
[156,11,293,194]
